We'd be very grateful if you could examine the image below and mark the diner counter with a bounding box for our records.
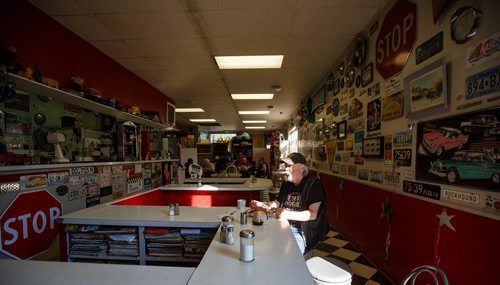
[52,198,313,285]
[160,177,273,191]
[0,260,195,285]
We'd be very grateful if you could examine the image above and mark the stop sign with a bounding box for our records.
[375,0,417,80]
[0,190,62,259]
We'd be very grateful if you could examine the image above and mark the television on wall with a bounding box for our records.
[166,102,176,127]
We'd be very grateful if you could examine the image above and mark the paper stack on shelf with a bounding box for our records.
[107,233,139,257]
[145,229,184,258]
[69,233,107,256]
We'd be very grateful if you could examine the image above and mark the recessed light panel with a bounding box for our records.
[215,55,284,69]
[238,111,270,115]
[231,94,274,100]
[189,119,216,122]
[245,126,265,129]
[243,120,267,124]
[176,108,205,113]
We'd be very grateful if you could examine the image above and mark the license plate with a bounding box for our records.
[465,66,500,100]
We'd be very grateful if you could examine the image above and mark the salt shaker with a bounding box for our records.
[226,225,235,245]
[240,230,255,262]
[169,204,175,216]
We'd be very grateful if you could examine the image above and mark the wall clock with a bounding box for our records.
[332,98,340,117]
[344,64,355,88]
[336,62,345,77]
[450,6,482,44]
[352,36,367,68]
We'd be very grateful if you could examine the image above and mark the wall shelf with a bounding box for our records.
[11,73,167,131]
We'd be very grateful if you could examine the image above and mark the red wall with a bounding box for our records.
[0,0,172,121]
[114,189,260,207]
[319,173,499,284]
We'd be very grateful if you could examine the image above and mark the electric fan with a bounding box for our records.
[33,126,70,163]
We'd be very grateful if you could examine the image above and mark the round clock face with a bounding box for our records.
[326,73,335,94]
[352,36,367,68]
[450,6,482,44]
[344,64,355,88]
[336,62,345,77]
[332,98,340,117]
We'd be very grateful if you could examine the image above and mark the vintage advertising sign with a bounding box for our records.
[465,65,500,100]
[382,91,404,121]
[403,180,440,200]
[376,0,417,80]
[416,32,443,65]
[393,130,413,147]
[0,190,62,259]
[466,32,500,69]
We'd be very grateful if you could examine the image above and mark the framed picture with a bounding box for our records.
[362,136,384,158]
[361,63,373,87]
[166,101,176,127]
[404,58,447,119]
[337,120,347,139]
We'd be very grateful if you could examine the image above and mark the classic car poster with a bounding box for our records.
[416,107,500,191]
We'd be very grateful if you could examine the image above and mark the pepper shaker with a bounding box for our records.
[226,225,235,245]
[174,203,180,215]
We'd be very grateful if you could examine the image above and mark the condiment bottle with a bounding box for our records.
[220,225,227,243]
[226,225,235,245]
[240,212,247,224]
[240,230,255,262]
[169,204,175,216]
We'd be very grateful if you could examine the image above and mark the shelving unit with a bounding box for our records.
[211,143,228,161]
[196,143,212,163]
[65,224,216,266]
[11,73,167,131]
[231,140,253,159]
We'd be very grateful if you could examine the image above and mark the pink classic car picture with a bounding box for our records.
[421,127,469,156]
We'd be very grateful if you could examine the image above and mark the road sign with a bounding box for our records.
[375,0,417,80]
[0,190,62,259]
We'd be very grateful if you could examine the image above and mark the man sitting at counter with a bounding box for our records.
[250,152,329,256]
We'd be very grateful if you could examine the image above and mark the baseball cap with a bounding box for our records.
[281,152,307,165]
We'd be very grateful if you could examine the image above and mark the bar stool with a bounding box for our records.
[306,256,353,285]
[401,265,448,285]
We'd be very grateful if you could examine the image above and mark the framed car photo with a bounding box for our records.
[362,136,384,158]
[404,58,447,119]
[361,63,373,87]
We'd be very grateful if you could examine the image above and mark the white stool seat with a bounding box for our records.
[307,257,353,285]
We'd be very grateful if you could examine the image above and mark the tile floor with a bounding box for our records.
[311,229,394,285]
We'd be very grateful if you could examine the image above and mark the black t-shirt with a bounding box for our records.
[277,175,326,225]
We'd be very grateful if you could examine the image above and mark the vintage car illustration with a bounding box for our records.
[460,114,497,134]
[422,127,469,156]
[429,150,500,184]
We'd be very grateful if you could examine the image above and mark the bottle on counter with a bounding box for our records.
[226,225,235,245]
[240,230,255,262]
[174,203,180,215]
[220,225,227,243]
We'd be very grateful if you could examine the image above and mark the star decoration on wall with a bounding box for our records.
[436,209,456,232]
[380,197,393,223]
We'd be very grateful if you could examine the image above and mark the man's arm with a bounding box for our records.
[275,201,321,221]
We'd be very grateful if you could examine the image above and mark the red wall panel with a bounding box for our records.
[319,173,499,284]
[0,0,171,121]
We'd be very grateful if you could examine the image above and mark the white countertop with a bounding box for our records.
[189,218,313,285]
[42,200,314,285]
[0,259,194,285]
[160,178,273,191]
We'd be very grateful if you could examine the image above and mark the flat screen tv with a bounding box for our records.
[166,102,176,127]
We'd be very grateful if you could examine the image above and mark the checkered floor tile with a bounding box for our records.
[311,229,394,285]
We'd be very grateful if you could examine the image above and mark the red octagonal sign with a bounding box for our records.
[1,190,62,259]
[376,0,417,80]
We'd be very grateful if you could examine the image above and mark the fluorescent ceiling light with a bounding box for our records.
[176,108,205,113]
[245,126,265,129]
[215,55,284,69]
[238,111,270,115]
[231,93,274,100]
[243,120,267,124]
[189,119,216,122]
